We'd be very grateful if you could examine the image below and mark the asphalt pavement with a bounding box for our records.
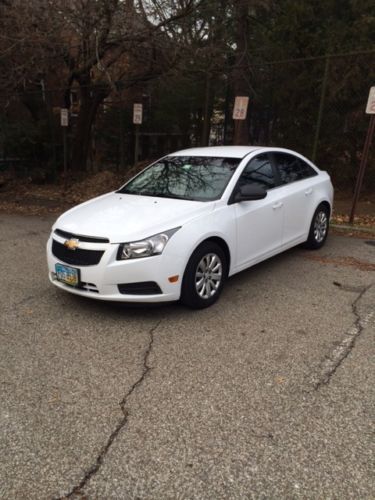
[0,214,374,499]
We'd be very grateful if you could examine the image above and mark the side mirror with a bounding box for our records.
[234,184,267,202]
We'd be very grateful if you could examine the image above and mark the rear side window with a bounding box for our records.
[273,153,318,184]
[238,153,276,190]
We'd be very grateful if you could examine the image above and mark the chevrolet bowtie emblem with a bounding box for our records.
[64,238,79,250]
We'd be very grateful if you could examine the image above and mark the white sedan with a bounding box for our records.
[47,146,333,308]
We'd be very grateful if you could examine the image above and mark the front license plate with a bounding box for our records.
[55,263,80,287]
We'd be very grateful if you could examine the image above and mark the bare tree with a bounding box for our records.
[0,0,200,171]
[158,0,234,146]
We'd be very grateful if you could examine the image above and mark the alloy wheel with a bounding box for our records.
[314,211,328,243]
[194,253,223,299]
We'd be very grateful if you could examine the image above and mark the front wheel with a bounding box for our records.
[180,241,227,309]
[304,204,330,250]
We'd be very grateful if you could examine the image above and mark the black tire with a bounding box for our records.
[180,241,228,309]
[303,203,330,250]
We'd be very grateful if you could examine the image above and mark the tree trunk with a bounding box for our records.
[71,83,109,172]
[201,73,214,146]
[232,0,250,145]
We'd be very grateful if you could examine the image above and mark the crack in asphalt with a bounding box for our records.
[311,283,374,390]
[56,319,162,499]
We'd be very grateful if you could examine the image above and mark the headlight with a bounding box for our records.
[117,227,180,260]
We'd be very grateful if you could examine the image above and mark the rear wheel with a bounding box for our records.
[304,204,330,249]
[180,241,227,309]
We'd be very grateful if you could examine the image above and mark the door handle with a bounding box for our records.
[305,188,313,196]
[272,201,283,209]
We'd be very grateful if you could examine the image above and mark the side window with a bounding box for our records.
[238,153,276,190]
[274,153,318,184]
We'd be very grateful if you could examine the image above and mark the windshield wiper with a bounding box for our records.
[152,192,196,201]
[118,189,154,196]
[119,189,196,201]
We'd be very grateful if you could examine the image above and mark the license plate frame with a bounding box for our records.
[55,263,80,287]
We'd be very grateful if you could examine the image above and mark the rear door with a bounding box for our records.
[270,152,319,245]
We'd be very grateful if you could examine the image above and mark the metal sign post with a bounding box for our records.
[60,108,69,191]
[349,87,375,224]
[312,55,330,162]
[133,103,143,165]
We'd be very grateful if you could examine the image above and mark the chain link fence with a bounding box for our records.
[222,51,375,190]
[0,51,374,191]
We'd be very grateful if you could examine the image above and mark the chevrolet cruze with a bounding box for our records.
[47,146,333,308]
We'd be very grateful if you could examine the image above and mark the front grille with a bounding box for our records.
[52,240,104,266]
[54,228,109,243]
[118,282,162,295]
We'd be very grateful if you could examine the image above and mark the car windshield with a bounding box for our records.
[118,156,241,201]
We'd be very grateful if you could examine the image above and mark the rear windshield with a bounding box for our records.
[118,156,241,201]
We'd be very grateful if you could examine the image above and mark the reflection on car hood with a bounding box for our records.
[53,192,214,242]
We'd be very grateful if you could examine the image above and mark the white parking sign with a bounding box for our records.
[60,108,69,127]
[233,96,249,120]
[133,103,143,124]
[366,87,375,114]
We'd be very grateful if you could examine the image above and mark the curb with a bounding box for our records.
[331,223,375,235]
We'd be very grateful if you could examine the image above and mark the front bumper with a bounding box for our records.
[46,234,184,303]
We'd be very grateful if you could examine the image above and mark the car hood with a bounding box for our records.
[53,192,214,243]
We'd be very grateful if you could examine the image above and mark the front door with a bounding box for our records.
[233,153,284,270]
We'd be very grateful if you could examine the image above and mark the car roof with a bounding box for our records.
[170,146,262,159]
